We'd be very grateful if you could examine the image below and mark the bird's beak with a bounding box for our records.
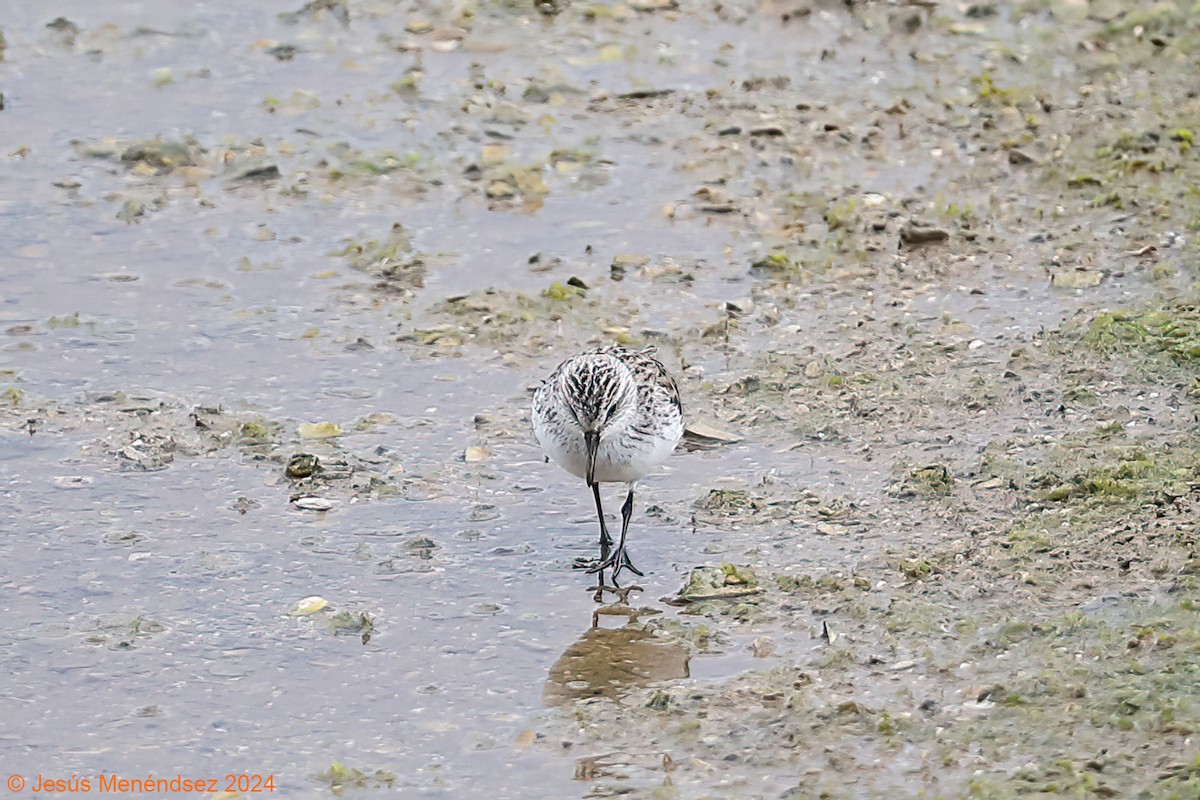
[584,430,599,485]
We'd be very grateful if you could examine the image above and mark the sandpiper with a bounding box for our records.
[531,345,684,586]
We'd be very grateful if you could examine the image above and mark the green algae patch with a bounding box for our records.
[238,419,276,442]
[46,313,83,329]
[693,488,759,512]
[327,148,420,179]
[1100,1,1192,38]
[776,573,870,595]
[822,196,860,231]
[316,760,396,792]
[750,248,800,274]
[975,601,1200,758]
[1004,528,1055,557]
[971,70,1018,107]
[297,421,344,439]
[894,557,938,580]
[1171,127,1195,154]
[1036,438,1197,509]
[409,275,656,350]
[1085,303,1200,364]
[118,137,203,169]
[671,564,763,604]
[329,226,412,263]
[542,280,585,301]
[889,464,955,497]
[1,387,24,408]
[412,289,542,345]
[327,610,375,641]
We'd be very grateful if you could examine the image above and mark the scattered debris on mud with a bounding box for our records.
[5,0,1200,796]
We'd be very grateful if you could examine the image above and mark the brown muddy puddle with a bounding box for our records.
[5,0,1198,797]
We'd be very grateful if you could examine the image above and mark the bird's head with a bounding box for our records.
[559,355,637,484]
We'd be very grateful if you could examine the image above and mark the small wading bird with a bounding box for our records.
[531,345,684,587]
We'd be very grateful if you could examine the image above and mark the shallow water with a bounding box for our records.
[2,0,1189,796]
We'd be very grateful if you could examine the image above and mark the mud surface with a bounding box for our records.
[3,0,1200,797]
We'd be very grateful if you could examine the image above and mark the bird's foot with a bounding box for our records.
[585,548,644,581]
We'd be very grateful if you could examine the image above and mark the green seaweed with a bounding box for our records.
[1085,303,1200,364]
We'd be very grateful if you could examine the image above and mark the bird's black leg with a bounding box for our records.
[588,484,643,585]
[582,481,615,597]
[611,486,643,582]
[591,481,613,560]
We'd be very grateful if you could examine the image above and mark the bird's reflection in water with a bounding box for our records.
[543,606,690,707]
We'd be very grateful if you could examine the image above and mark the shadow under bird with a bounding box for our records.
[531,345,684,587]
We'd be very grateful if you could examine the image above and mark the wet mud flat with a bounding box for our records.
[3,0,1200,797]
